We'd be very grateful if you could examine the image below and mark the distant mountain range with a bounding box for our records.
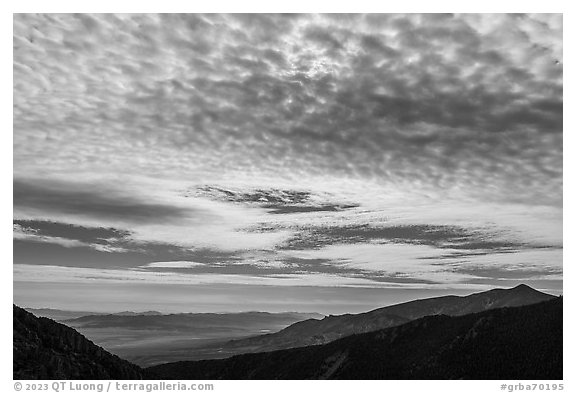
[148,297,562,380]
[14,285,562,380]
[187,284,556,359]
[23,308,105,321]
[63,311,323,330]
[24,308,165,321]
[28,309,323,367]
[13,306,144,380]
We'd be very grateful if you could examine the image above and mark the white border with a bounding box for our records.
[3,4,571,391]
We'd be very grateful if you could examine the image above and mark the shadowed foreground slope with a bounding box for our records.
[13,305,144,380]
[148,297,562,380]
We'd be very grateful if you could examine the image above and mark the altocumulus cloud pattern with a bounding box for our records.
[13,14,562,313]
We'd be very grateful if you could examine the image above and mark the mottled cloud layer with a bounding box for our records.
[13,14,562,311]
[14,14,562,203]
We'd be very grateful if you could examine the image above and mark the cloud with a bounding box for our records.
[192,185,359,214]
[14,219,130,244]
[285,242,562,284]
[13,14,562,207]
[13,224,90,249]
[12,263,409,288]
[13,176,295,251]
[14,178,206,224]
[12,14,562,303]
[278,223,536,251]
[13,228,245,270]
[143,261,205,269]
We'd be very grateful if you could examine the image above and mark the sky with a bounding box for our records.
[13,13,563,314]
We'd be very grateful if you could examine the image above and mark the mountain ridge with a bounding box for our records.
[147,296,562,380]
[190,284,556,359]
[14,285,561,380]
[13,305,144,380]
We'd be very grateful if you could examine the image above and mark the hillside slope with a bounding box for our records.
[193,284,555,358]
[13,305,144,380]
[148,297,562,380]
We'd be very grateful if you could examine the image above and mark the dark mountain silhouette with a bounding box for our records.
[13,305,144,380]
[190,284,555,359]
[147,296,562,380]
